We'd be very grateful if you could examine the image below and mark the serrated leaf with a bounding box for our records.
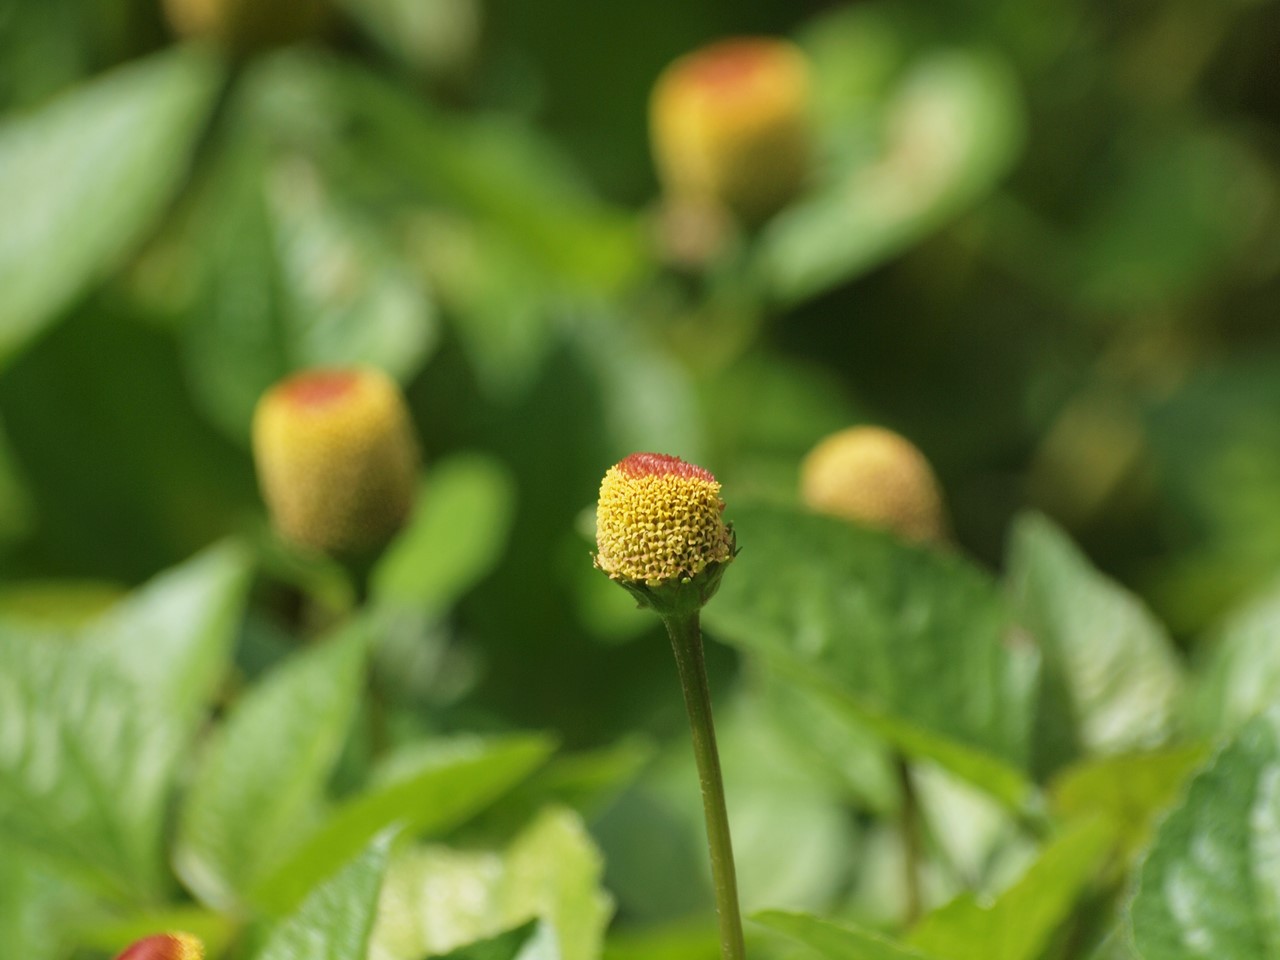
[0,545,250,901]
[373,454,516,617]
[255,834,392,960]
[1008,513,1185,767]
[907,818,1114,960]
[1130,708,1280,960]
[757,49,1022,303]
[703,503,1038,807]
[256,735,555,913]
[370,807,611,960]
[753,910,938,960]
[175,622,369,909]
[0,48,221,366]
[1193,580,1280,736]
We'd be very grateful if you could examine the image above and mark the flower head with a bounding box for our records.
[595,453,736,614]
[252,366,419,556]
[800,426,947,543]
[650,37,812,223]
[115,933,204,960]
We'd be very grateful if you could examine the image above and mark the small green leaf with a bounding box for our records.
[753,910,938,960]
[175,622,369,909]
[255,834,392,960]
[907,818,1114,960]
[703,503,1039,807]
[433,921,544,960]
[256,735,554,913]
[1129,708,1280,960]
[370,807,612,960]
[373,454,517,617]
[1193,580,1280,736]
[1008,513,1186,768]
[0,48,221,366]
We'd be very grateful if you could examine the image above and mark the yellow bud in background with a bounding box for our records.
[253,367,419,557]
[162,0,330,53]
[114,933,204,960]
[800,426,947,544]
[650,37,812,224]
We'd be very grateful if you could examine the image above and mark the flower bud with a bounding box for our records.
[252,367,419,557]
[650,37,812,223]
[800,426,947,544]
[595,452,736,616]
[115,933,204,960]
[162,0,330,53]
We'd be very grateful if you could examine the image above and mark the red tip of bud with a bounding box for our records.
[617,452,716,483]
[682,39,779,92]
[278,369,362,409]
[115,933,204,960]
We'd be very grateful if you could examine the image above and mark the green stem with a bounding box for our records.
[896,753,923,925]
[662,612,746,960]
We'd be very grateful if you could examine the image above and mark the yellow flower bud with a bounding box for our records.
[650,37,812,223]
[252,367,419,556]
[595,453,736,615]
[800,426,947,544]
[115,933,204,960]
[162,0,330,52]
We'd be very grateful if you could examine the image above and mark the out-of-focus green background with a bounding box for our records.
[3,1,1280,956]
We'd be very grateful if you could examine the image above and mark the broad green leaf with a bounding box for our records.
[0,545,250,902]
[907,818,1114,960]
[1129,708,1280,960]
[757,49,1022,304]
[373,454,517,617]
[175,622,369,909]
[0,854,98,960]
[1049,747,1209,862]
[255,834,392,960]
[370,807,612,960]
[0,48,221,366]
[1008,513,1185,765]
[1193,580,1280,736]
[256,735,555,912]
[703,503,1039,807]
[753,910,938,960]
[434,921,544,960]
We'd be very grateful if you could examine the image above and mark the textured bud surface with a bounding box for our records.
[253,367,419,556]
[595,453,734,586]
[115,933,204,960]
[650,37,811,222]
[800,426,947,543]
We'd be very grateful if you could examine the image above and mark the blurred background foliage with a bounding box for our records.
[2,0,1280,956]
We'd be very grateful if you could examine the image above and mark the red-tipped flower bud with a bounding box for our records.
[595,453,736,615]
[650,37,812,223]
[115,933,204,960]
[800,426,948,544]
[252,367,419,557]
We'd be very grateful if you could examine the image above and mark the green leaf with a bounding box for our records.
[757,49,1022,304]
[0,47,221,366]
[175,622,369,909]
[907,818,1114,960]
[370,807,612,960]
[256,735,555,913]
[703,503,1039,807]
[0,545,250,902]
[1193,580,1280,736]
[0,854,98,960]
[373,454,517,617]
[1129,708,1280,960]
[433,921,544,960]
[255,834,392,960]
[753,910,938,960]
[1007,513,1186,767]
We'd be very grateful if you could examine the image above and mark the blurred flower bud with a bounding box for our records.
[115,933,204,960]
[800,426,947,544]
[253,367,419,557]
[162,0,330,53]
[595,452,736,615]
[650,37,812,224]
